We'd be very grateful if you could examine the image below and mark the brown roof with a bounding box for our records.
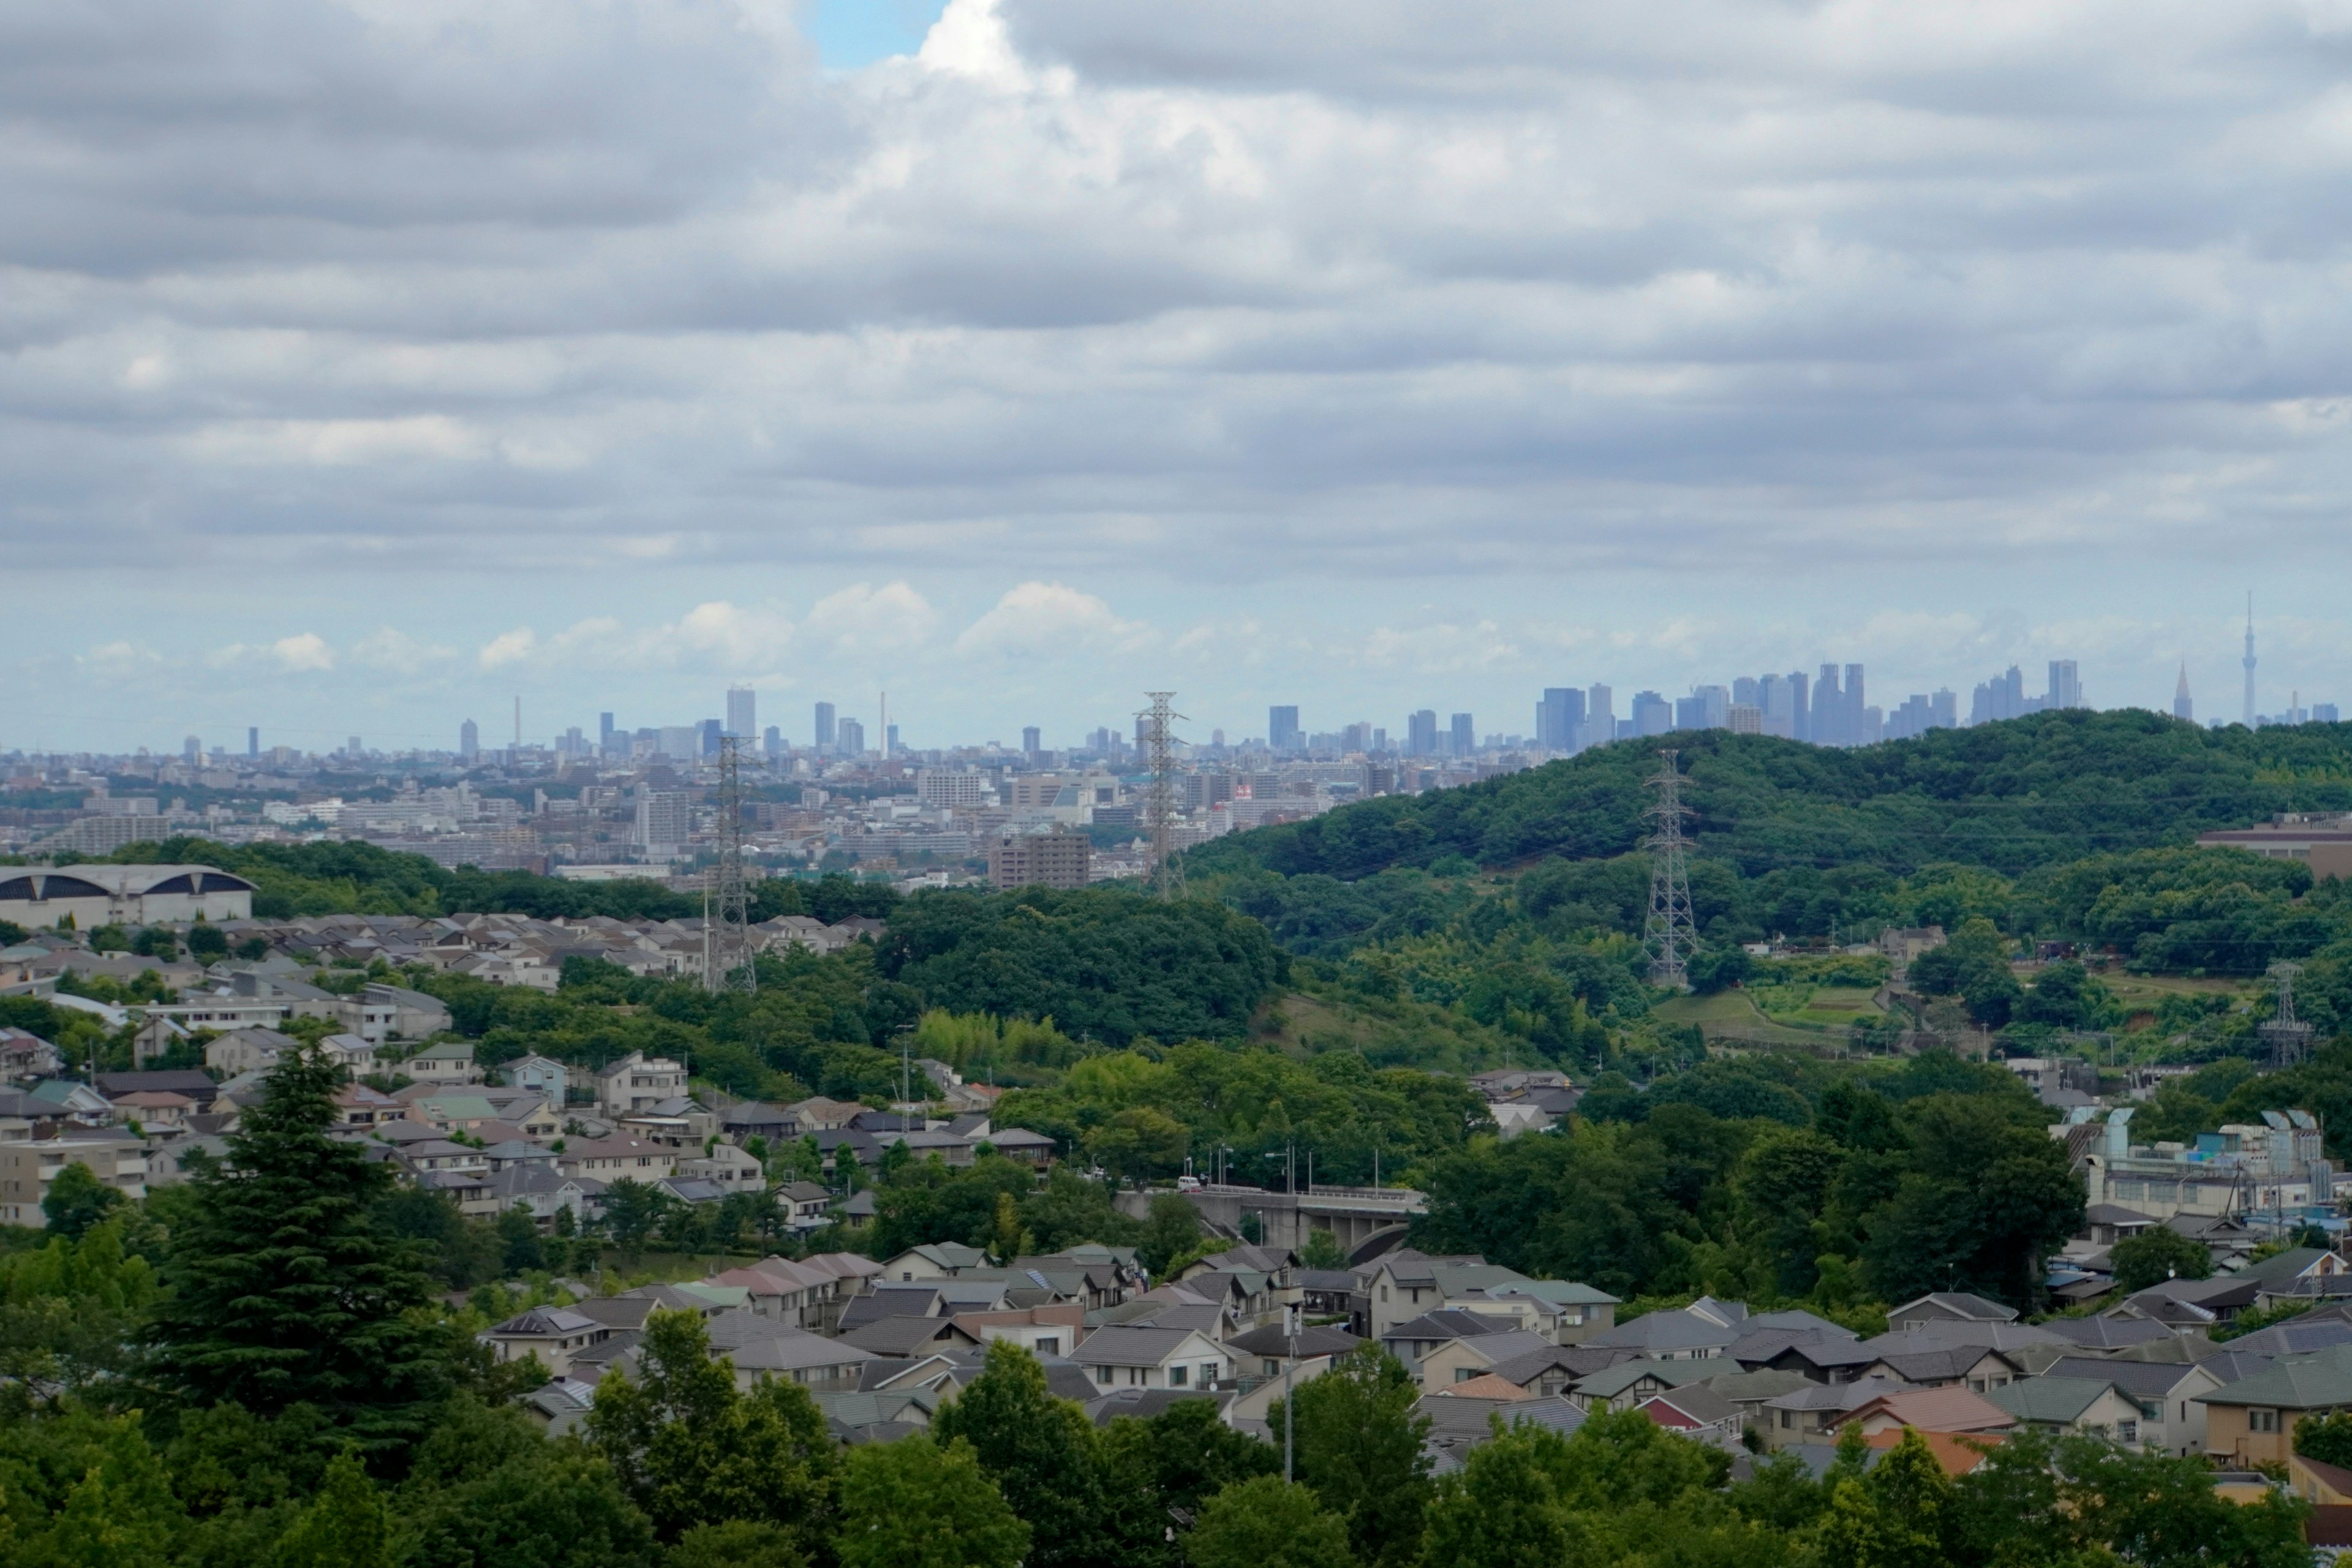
[2308,1506,2352,1548]
[1866,1427,2007,1476]
[1434,1373,1531,1401]
[1845,1385,2016,1434]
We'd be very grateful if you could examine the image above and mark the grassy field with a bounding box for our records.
[1653,990,1851,1047]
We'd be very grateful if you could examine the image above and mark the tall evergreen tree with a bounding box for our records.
[930,1341,1105,1568]
[148,1045,453,1450]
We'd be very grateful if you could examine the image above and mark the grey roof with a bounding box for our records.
[1891,1291,2019,1324]
[1575,1359,1716,1399]
[729,1333,885,1374]
[2233,1247,2335,1290]
[2039,1316,2176,1351]
[1764,1375,1915,1412]
[1084,1388,1230,1427]
[1984,1376,2120,1424]
[2041,1355,2209,1398]
[1079,1325,1221,1366]
[1743,1310,1858,1338]
[1226,1323,1363,1358]
[1381,1310,1520,1344]
[841,1315,974,1356]
[2220,1316,2352,1359]
[1583,1310,1742,1354]
[1642,1381,1741,1425]
[489,1306,600,1336]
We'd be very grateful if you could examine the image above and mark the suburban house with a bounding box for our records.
[885,1242,993,1281]
[481,1307,608,1376]
[1983,1376,2149,1443]
[499,1054,571,1104]
[556,1135,679,1183]
[1077,1325,1235,1392]
[1637,1384,1743,1447]
[2196,1359,2352,1466]
[1888,1292,2019,1333]
[399,1041,484,1086]
[597,1052,688,1118]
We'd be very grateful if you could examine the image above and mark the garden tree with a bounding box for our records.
[1417,1421,1575,1568]
[495,1205,545,1275]
[1263,1349,1430,1568]
[9,1412,185,1567]
[2055,1434,2310,1567]
[398,1396,656,1568]
[1811,1428,1956,1568]
[584,1309,835,1547]
[2018,960,2114,1030]
[1097,1398,1280,1568]
[835,1435,1028,1568]
[1296,1229,1348,1271]
[929,1341,1105,1568]
[1183,1477,1353,1568]
[0,1218,157,1392]
[987,1191,1033,1265]
[268,1452,390,1568]
[187,921,230,961]
[2301,1409,2352,1469]
[1087,1107,1192,1185]
[599,1179,676,1254]
[41,1160,124,1242]
[1137,1194,1201,1276]
[1732,1128,1844,1297]
[1684,943,1752,995]
[668,1520,805,1568]
[376,1185,502,1291]
[2108,1227,2214,1294]
[1859,1090,2085,1308]
[149,1044,456,1450]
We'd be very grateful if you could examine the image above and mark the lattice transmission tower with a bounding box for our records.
[1642,749,1698,989]
[703,735,756,995]
[2260,960,2312,1068]
[1140,691,1188,900]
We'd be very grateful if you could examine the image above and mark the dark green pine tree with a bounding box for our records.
[149,1044,455,1450]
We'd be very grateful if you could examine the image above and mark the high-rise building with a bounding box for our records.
[726,687,756,739]
[1811,666,1843,746]
[815,702,837,753]
[1785,671,1809,742]
[1268,706,1302,753]
[247,726,259,758]
[459,720,479,761]
[1845,665,1866,741]
[763,726,782,759]
[1732,676,1760,710]
[886,724,900,755]
[1632,692,1673,737]
[1695,685,1729,729]
[1586,685,1614,750]
[600,712,616,752]
[837,718,865,758]
[657,725,698,760]
[2047,660,2081,710]
[1537,687,1586,752]
[1450,713,1474,757]
[2174,666,2194,723]
[1727,705,1762,734]
[347,736,362,758]
[1022,726,1042,758]
[2244,593,2258,729]
[697,718,722,757]
[987,827,1091,891]
[634,791,692,859]
[1758,674,1795,739]
[183,734,202,764]
[2317,704,2342,725]
[1407,709,1439,756]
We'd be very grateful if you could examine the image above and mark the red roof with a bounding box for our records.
[1866,1427,2007,1476]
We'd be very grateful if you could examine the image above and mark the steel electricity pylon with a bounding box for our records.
[1140,691,1187,900]
[703,735,756,995]
[1642,749,1698,989]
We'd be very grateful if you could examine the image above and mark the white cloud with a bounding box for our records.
[270,633,336,672]
[352,627,457,673]
[956,581,1153,657]
[803,581,940,656]
[478,628,540,671]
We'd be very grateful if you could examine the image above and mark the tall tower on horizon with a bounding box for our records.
[2244,592,2258,729]
[2174,664,2193,723]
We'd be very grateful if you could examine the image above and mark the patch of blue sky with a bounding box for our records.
[805,0,949,69]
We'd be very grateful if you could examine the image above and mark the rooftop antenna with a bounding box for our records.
[1642,749,1698,989]
[703,735,755,996]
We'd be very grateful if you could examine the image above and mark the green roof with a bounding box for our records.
[2197,1358,2352,1411]
[1983,1376,2120,1425]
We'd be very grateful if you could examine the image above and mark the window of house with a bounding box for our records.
[1456,1368,1476,1382]
[1036,1338,1058,1356]
[1095,1365,1113,1384]
[1380,1287,1388,1302]
[2118,1420,2138,1444]
[2250,1409,2280,1433]
[1779,1411,1792,1428]
[1203,1364,1219,1386]
[1170,1365,1188,1387]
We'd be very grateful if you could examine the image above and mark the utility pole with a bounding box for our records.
[1141,690,1186,900]
[703,735,755,995]
[1283,1301,1298,1484]
[1642,749,1698,989]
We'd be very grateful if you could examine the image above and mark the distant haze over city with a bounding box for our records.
[7,1,2352,751]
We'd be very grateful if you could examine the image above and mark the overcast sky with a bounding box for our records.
[7,0,2351,756]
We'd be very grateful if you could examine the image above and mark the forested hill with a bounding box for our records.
[1188,709,2352,884]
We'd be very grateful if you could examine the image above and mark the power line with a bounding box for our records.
[703,735,755,997]
[1643,748,1698,989]
[1140,690,1187,902]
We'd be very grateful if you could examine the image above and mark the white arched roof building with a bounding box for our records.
[0,864,257,929]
